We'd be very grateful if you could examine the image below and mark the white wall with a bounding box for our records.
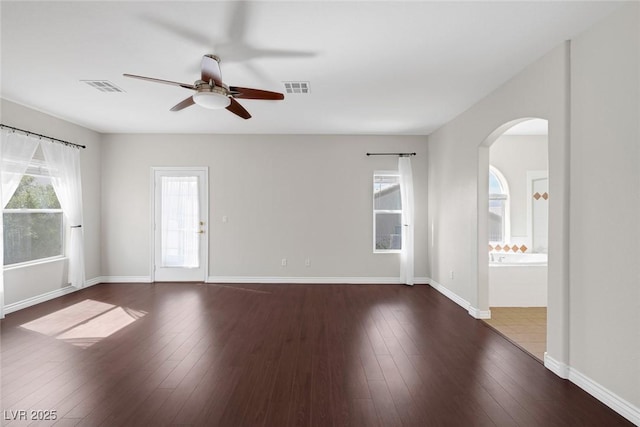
[1,103,428,303]
[490,134,547,238]
[569,2,640,411]
[100,133,428,282]
[427,42,569,319]
[428,2,639,417]
[1,99,102,305]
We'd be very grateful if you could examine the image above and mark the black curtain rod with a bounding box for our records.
[1,124,86,149]
[366,152,416,157]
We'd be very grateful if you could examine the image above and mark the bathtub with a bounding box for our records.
[490,252,547,266]
[489,252,547,307]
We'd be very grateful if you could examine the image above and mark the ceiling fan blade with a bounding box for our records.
[170,96,196,111]
[226,98,251,119]
[201,55,223,86]
[228,1,248,44]
[123,74,195,90]
[140,15,210,48]
[229,86,284,100]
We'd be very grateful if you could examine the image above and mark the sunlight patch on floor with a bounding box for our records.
[20,299,146,348]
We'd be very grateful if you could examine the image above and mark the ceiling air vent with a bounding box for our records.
[283,81,310,94]
[82,80,125,93]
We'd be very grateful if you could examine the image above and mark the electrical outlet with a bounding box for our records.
[305,258,310,267]
[450,270,454,279]
[281,258,287,267]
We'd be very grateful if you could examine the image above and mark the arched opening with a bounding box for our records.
[478,118,550,361]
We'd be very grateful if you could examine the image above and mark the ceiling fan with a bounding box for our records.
[123,54,284,119]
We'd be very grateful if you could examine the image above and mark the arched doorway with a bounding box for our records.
[476,116,570,375]
[481,119,549,360]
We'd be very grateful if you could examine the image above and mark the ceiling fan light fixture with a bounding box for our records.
[124,54,283,118]
[193,91,231,109]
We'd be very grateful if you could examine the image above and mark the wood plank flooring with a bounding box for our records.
[0,283,633,426]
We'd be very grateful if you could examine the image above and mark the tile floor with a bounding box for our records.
[484,307,547,361]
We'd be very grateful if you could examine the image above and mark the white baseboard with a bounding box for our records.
[4,286,76,315]
[468,306,492,319]
[427,278,491,319]
[3,278,102,315]
[97,276,430,286]
[427,278,470,309]
[544,353,570,379]
[569,366,640,426]
[207,276,429,285]
[99,276,152,283]
[84,276,103,287]
[545,354,640,425]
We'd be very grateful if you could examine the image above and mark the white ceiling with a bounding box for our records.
[1,1,622,135]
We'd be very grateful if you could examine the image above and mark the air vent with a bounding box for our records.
[283,81,310,94]
[82,80,125,93]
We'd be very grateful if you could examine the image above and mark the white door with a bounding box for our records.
[153,168,208,282]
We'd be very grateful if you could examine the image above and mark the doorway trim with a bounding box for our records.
[150,166,209,282]
[526,170,549,252]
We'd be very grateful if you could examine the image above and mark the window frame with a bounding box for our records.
[2,158,66,269]
[373,170,403,254]
[488,165,511,244]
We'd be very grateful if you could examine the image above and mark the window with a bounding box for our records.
[373,173,402,252]
[3,148,64,266]
[489,166,509,243]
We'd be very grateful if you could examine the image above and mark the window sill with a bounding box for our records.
[4,256,67,272]
[374,250,401,254]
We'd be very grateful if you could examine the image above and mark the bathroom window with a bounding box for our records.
[489,166,510,243]
[373,172,402,252]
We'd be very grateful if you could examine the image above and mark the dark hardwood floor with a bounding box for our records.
[0,283,632,426]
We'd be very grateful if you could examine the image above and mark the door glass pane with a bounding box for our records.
[161,176,199,268]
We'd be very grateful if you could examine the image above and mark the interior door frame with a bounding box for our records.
[526,170,549,252]
[150,166,209,282]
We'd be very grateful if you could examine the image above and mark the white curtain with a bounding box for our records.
[41,140,85,289]
[399,156,415,286]
[0,129,40,318]
[161,176,199,268]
